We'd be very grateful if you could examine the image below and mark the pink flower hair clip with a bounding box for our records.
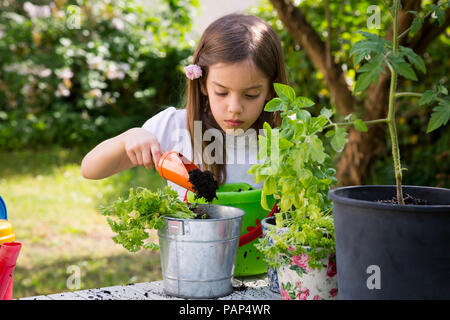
[184,64,202,80]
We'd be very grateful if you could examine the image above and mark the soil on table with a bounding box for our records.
[232,282,247,292]
[377,193,429,205]
[188,169,218,203]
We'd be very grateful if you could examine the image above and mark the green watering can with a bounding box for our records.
[186,183,278,276]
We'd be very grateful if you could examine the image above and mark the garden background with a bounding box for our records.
[0,0,448,298]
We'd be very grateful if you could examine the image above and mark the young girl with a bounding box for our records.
[81,13,288,200]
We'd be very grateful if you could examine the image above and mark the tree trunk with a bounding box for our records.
[269,0,445,186]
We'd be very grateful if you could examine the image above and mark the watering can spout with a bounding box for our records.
[156,151,200,193]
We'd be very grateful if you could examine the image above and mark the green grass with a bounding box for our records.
[0,146,167,298]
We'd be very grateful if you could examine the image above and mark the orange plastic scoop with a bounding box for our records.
[156,151,200,193]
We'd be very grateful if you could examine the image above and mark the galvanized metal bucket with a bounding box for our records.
[158,204,245,298]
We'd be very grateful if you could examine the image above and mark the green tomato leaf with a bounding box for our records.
[350,41,371,66]
[389,55,417,81]
[410,17,423,34]
[434,8,445,26]
[350,31,390,66]
[399,46,426,74]
[354,54,386,93]
[350,40,383,66]
[427,100,450,133]
[356,31,386,43]
[438,85,448,96]
[419,90,437,106]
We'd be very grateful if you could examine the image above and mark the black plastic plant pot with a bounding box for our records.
[328,185,450,300]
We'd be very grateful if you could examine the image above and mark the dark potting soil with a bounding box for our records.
[188,169,218,203]
[232,283,247,292]
[377,193,429,205]
[190,205,212,219]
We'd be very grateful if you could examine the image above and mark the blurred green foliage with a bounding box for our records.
[0,0,448,187]
[0,0,199,150]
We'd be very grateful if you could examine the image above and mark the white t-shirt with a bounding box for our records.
[142,106,264,199]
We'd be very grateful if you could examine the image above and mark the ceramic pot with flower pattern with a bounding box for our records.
[278,250,338,300]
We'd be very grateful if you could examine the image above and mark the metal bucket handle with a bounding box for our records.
[183,190,279,247]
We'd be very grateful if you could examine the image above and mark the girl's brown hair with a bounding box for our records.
[185,13,288,185]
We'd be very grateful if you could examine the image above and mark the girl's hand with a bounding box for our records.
[123,128,164,170]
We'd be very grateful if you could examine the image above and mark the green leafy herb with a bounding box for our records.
[250,89,340,269]
[99,186,195,252]
[330,126,348,152]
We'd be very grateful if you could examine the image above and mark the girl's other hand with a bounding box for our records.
[123,128,164,170]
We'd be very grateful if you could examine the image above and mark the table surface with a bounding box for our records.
[19,275,281,300]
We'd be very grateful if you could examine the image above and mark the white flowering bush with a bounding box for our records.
[0,0,198,149]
